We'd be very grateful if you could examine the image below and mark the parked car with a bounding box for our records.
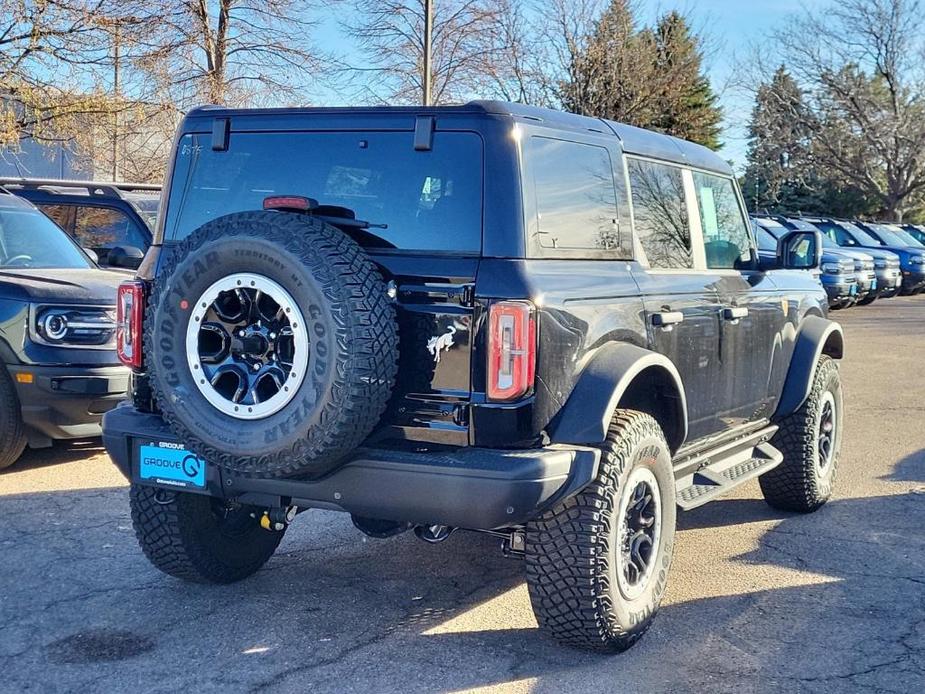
[752,215,857,308]
[103,101,844,653]
[803,217,911,296]
[853,221,925,295]
[0,177,160,270]
[0,187,130,469]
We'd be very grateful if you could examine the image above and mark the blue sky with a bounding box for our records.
[314,1,819,171]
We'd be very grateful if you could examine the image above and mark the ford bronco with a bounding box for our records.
[103,102,845,652]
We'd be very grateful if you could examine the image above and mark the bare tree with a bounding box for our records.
[342,0,507,104]
[773,0,925,220]
[0,0,115,147]
[128,1,329,108]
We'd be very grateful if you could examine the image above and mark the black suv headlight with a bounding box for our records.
[30,305,116,348]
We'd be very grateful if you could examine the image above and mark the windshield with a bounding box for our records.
[0,206,92,269]
[163,130,484,253]
[820,221,881,247]
[879,223,924,248]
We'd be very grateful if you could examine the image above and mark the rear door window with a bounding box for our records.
[164,131,483,253]
[627,158,693,268]
[525,137,625,257]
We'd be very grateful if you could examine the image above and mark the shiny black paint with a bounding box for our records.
[129,103,832,463]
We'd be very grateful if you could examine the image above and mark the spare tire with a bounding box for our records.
[146,210,398,478]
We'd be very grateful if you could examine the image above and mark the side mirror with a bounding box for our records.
[82,248,99,264]
[107,245,145,270]
[777,230,822,270]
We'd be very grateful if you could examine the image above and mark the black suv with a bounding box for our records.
[103,103,845,652]
[0,188,129,469]
[0,177,160,270]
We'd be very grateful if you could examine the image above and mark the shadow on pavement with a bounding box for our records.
[3,438,107,474]
[885,448,924,483]
[1,485,922,692]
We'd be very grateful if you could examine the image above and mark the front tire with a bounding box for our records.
[525,410,676,652]
[760,355,842,512]
[130,485,284,584]
[0,366,27,470]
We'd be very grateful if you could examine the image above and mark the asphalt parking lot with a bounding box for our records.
[1,298,923,694]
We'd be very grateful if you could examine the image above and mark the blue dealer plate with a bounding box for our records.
[139,444,206,489]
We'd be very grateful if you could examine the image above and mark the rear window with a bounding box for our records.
[163,131,483,253]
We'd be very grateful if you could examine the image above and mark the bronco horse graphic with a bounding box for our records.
[426,325,457,363]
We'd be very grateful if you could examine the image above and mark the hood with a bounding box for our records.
[0,268,123,304]
[852,247,900,262]
[820,250,851,265]
[871,245,925,264]
[827,248,873,262]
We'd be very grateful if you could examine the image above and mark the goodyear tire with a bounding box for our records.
[525,410,676,652]
[146,211,398,478]
[760,355,842,512]
[130,484,284,583]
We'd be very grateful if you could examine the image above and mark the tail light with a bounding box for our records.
[117,280,145,368]
[487,301,536,402]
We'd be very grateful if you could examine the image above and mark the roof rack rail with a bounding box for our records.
[0,177,160,200]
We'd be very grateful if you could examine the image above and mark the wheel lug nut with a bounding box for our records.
[238,330,246,337]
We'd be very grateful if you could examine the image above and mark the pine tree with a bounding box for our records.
[743,67,819,214]
[559,3,722,149]
[649,12,722,149]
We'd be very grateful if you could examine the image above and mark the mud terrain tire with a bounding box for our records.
[146,211,398,478]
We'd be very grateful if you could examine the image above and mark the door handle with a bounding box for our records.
[652,311,684,328]
[722,306,749,322]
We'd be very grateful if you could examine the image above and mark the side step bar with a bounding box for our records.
[675,436,784,511]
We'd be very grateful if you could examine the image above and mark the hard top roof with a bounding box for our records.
[185,100,732,177]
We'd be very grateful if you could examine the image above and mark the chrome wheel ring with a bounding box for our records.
[185,273,309,420]
[616,465,662,601]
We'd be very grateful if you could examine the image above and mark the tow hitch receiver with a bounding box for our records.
[258,506,297,531]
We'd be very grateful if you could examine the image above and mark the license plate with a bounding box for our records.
[849,284,857,295]
[138,443,206,489]
[871,278,877,290]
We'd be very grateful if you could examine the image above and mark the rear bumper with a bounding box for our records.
[102,404,601,530]
[8,364,129,440]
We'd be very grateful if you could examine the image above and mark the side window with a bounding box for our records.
[528,137,624,256]
[627,158,692,268]
[73,207,146,249]
[37,204,72,232]
[692,172,754,270]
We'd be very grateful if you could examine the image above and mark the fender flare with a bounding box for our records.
[547,343,688,452]
[773,315,844,419]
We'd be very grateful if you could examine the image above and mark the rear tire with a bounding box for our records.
[129,484,284,584]
[525,410,676,652]
[760,356,842,512]
[0,366,27,470]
